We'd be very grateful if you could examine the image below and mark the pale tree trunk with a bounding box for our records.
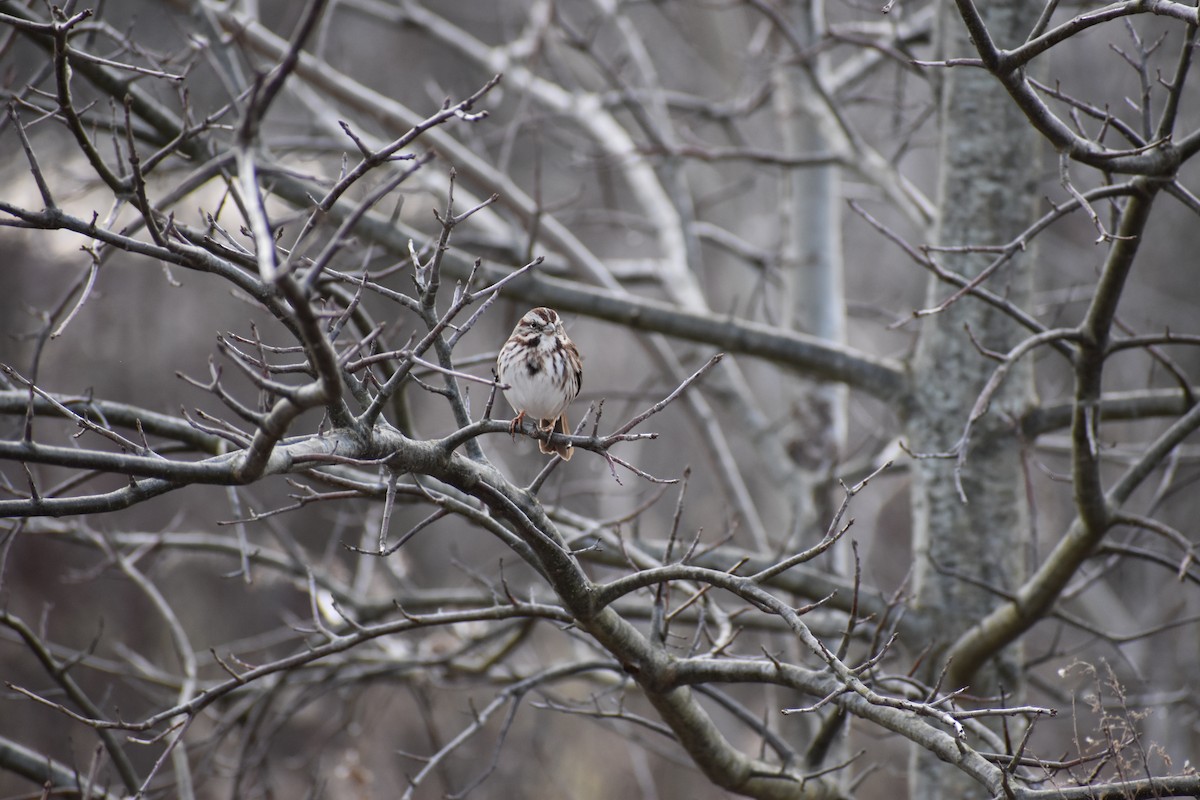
[774,0,851,784]
[775,1,848,545]
[907,1,1040,797]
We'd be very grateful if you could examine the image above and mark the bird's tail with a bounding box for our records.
[538,414,573,460]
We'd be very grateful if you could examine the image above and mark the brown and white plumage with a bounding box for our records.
[496,307,583,460]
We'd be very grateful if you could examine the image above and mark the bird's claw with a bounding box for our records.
[508,411,526,441]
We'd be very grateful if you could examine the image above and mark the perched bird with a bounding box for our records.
[496,307,583,460]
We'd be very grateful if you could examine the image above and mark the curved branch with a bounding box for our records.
[0,734,123,800]
[942,179,1166,687]
[669,658,1002,795]
[946,391,1200,686]
[949,0,1189,175]
[1008,1,1198,67]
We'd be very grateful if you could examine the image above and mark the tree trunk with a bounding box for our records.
[774,0,851,785]
[775,1,848,493]
[907,1,1040,797]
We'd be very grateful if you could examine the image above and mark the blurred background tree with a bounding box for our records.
[1,1,1199,798]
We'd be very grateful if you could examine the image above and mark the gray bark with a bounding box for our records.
[907,1,1040,796]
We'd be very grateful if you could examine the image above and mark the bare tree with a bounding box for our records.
[2,1,1199,798]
